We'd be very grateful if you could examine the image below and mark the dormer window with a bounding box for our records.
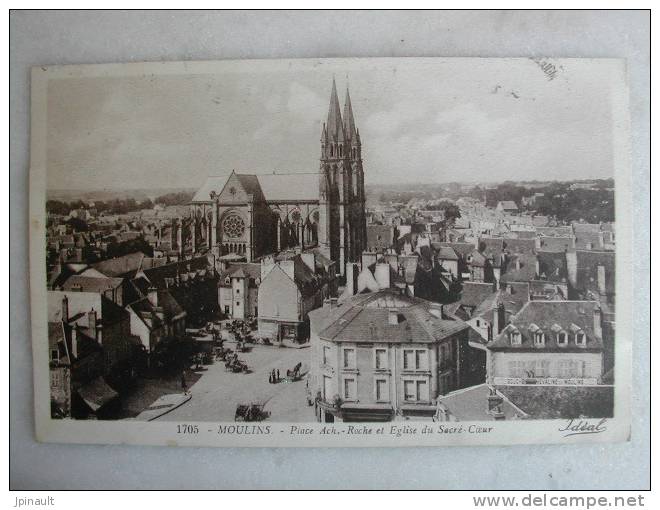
[508,327,521,345]
[225,277,230,285]
[550,323,567,346]
[570,323,586,347]
[528,323,544,346]
[534,331,545,346]
[557,331,568,346]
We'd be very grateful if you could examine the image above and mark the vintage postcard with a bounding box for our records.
[29,58,632,447]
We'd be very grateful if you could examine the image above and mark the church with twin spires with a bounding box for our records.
[188,78,367,277]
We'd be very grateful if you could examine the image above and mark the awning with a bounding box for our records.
[77,377,119,411]
[339,403,395,422]
[341,403,394,411]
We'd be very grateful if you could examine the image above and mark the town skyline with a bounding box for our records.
[46,59,619,190]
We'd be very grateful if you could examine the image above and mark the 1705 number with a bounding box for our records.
[176,424,199,434]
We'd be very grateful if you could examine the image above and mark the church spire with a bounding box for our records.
[326,77,344,142]
[343,86,357,141]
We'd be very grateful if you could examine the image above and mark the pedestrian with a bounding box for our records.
[181,371,188,395]
[272,369,276,383]
[268,371,273,384]
[277,369,280,382]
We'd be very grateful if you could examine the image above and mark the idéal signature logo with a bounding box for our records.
[558,418,608,437]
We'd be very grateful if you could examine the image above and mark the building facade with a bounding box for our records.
[487,300,605,385]
[308,289,480,422]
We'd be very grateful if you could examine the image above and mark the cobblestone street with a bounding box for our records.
[156,343,316,423]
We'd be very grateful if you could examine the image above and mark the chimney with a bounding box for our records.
[429,303,443,319]
[535,257,540,278]
[70,327,78,358]
[388,309,399,325]
[566,251,578,287]
[593,305,603,338]
[147,287,159,307]
[345,262,359,296]
[324,297,338,309]
[494,302,505,336]
[487,386,504,413]
[375,263,390,290]
[88,309,98,342]
[597,265,607,296]
[61,295,69,322]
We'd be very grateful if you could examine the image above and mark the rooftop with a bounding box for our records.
[489,300,603,352]
[311,289,469,344]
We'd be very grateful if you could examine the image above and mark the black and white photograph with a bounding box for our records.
[28,56,632,447]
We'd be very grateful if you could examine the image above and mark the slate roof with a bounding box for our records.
[219,263,262,287]
[192,173,319,204]
[538,236,575,252]
[536,250,568,282]
[537,226,574,237]
[191,175,229,203]
[436,246,459,261]
[478,238,505,267]
[437,384,525,421]
[502,238,537,255]
[91,252,147,278]
[129,290,185,330]
[312,289,469,344]
[575,231,604,250]
[472,290,501,320]
[498,200,519,211]
[489,300,603,352]
[366,225,395,251]
[495,385,614,420]
[48,321,71,365]
[500,253,538,283]
[575,250,615,295]
[256,173,319,202]
[433,242,475,259]
[497,282,530,316]
[139,256,211,289]
[572,222,601,233]
[459,282,496,309]
[61,275,124,294]
[235,174,267,202]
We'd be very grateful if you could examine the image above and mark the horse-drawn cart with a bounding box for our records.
[225,357,248,373]
[234,402,269,422]
[285,362,303,382]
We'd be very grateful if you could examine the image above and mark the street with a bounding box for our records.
[157,343,316,423]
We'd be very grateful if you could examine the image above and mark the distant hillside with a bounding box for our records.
[46,187,198,203]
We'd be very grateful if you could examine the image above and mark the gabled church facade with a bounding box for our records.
[188,78,366,278]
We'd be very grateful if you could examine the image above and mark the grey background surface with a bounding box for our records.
[10,10,650,490]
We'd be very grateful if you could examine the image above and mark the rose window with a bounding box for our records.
[222,214,245,239]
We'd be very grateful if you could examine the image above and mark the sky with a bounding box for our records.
[46,58,621,190]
